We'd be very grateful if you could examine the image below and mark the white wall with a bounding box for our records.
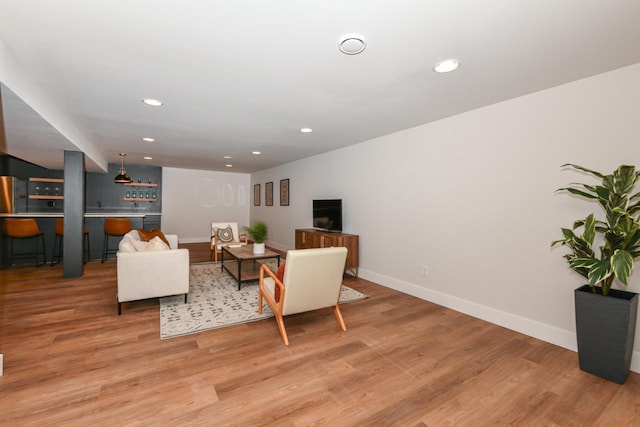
[161,167,251,243]
[251,63,640,369]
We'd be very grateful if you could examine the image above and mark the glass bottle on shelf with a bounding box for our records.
[151,190,156,199]
[132,190,137,198]
[126,189,131,198]
[145,190,150,199]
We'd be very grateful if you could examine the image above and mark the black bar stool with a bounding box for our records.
[102,218,132,262]
[51,218,91,265]
[2,218,46,267]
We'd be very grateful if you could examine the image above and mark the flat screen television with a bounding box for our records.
[313,199,342,232]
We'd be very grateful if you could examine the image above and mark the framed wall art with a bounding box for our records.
[280,178,289,206]
[254,183,261,206]
[265,181,273,206]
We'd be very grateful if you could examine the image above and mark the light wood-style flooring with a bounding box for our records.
[1,243,639,426]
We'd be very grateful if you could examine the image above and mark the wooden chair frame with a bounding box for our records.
[258,264,346,346]
[209,222,247,263]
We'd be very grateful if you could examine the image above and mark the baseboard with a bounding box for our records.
[357,268,640,374]
[179,237,209,244]
[159,242,640,374]
[265,242,290,252]
[178,238,291,252]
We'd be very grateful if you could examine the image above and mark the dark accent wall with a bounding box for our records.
[1,154,62,179]
[0,154,163,267]
[85,162,162,214]
[1,155,65,212]
[0,154,162,214]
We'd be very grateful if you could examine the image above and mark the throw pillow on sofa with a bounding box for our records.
[123,230,141,241]
[131,236,170,252]
[118,237,137,253]
[118,230,140,253]
[137,228,170,246]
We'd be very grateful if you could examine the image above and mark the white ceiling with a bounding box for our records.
[1,0,640,173]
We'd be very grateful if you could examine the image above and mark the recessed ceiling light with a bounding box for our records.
[300,128,313,133]
[142,98,163,106]
[143,156,152,160]
[225,164,233,168]
[224,156,232,159]
[252,151,261,155]
[433,59,460,73]
[142,137,155,142]
[339,34,366,55]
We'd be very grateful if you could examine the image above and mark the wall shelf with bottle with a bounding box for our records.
[124,185,158,202]
[29,195,65,200]
[29,177,64,183]
[124,182,158,187]
[123,182,158,201]
[123,197,157,202]
[28,177,64,200]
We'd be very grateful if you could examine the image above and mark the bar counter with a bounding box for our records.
[0,212,161,218]
[0,212,162,267]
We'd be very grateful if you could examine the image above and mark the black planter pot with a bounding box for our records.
[574,284,638,384]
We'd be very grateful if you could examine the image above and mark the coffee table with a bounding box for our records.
[221,244,281,290]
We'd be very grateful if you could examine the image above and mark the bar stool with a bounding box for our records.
[2,218,46,267]
[102,218,132,263]
[51,218,91,265]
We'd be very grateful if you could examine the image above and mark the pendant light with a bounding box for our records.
[114,153,132,183]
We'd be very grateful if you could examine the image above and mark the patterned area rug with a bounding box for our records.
[159,262,368,339]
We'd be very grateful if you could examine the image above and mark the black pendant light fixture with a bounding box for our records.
[114,153,133,183]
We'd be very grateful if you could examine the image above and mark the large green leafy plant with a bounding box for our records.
[243,221,268,244]
[552,164,640,295]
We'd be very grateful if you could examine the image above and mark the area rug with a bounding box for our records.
[159,262,368,339]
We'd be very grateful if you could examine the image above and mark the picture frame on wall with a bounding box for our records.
[254,184,261,206]
[265,181,273,206]
[280,178,290,206]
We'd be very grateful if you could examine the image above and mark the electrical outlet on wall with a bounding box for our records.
[421,265,429,277]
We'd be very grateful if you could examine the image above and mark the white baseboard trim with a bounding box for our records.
[265,242,291,252]
[177,238,292,252]
[358,268,640,374]
[179,237,210,244]
[167,243,640,375]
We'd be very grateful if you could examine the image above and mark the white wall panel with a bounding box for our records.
[250,63,640,369]
[162,167,250,243]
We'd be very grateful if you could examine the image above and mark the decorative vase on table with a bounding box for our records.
[243,221,268,255]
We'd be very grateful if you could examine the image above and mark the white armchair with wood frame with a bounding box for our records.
[210,222,248,263]
[258,246,349,345]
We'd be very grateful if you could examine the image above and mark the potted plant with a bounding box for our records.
[552,164,640,383]
[244,221,268,254]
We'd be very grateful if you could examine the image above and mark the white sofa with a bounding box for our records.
[116,230,190,315]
